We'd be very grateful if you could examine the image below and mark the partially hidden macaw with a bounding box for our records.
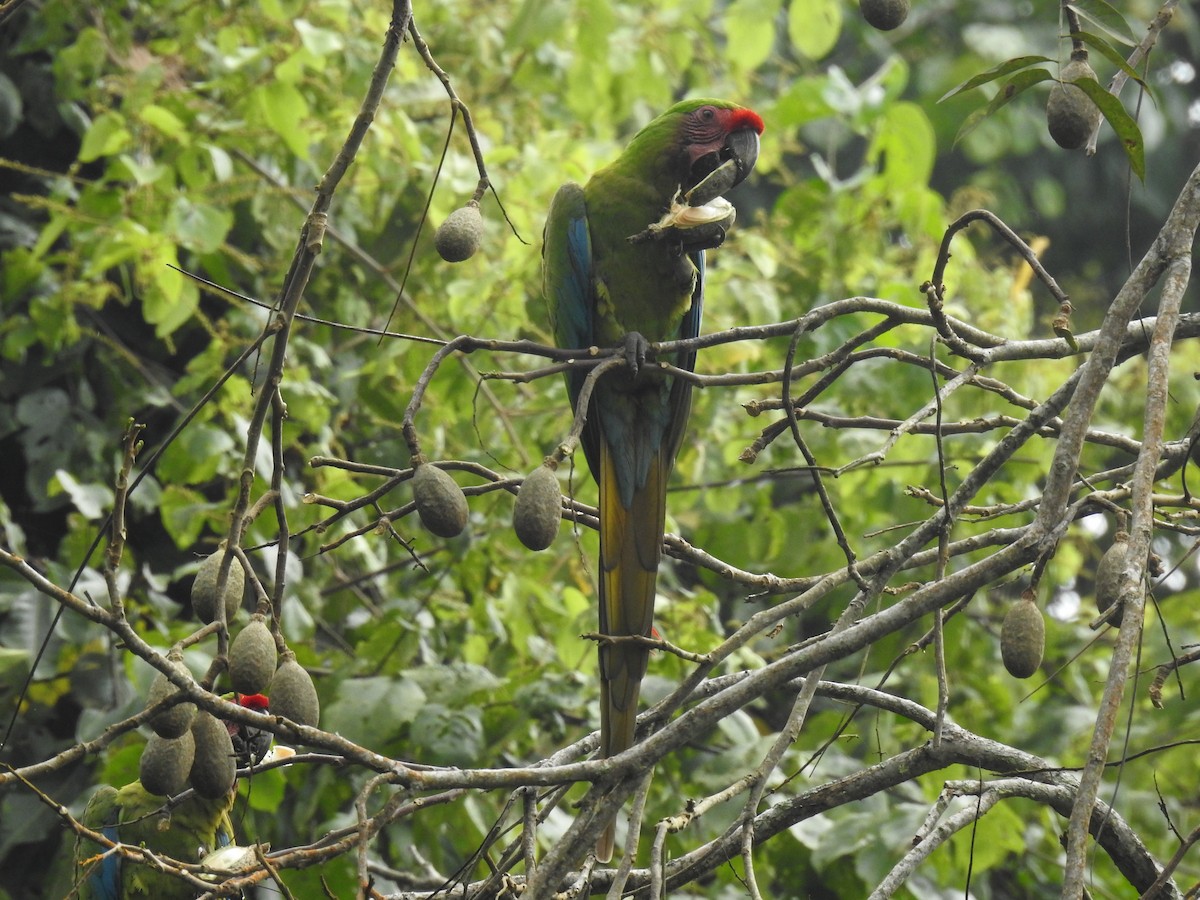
[74,693,274,898]
[74,779,235,899]
[542,98,763,860]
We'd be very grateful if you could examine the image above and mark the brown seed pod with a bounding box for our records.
[1096,531,1131,627]
[229,615,278,695]
[145,650,197,739]
[513,463,563,551]
[1000,598,1045,679]
[192,543,246,624]
[139,730,195,797]
[434,203,483,262]
[859,0,909,31]
[189,710,236,799]
[269,651,320,728]
[1046,55,1102,150]
[411,459,469,538]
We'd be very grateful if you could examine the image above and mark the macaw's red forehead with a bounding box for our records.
[239,693,270,711]
[725,106,765,135]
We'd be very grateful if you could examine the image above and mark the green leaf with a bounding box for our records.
[772,75,830,127]
[323,675,425,745]
[726,0,781,72]
[787,0,841,62]
[254,81,311,159]
[77,110,131,162]
[940,56,1054,102]
[138,103,190,144]
[0,648,30,694]
[870,101,936,188]
[115,154,171,186]
[409,702,484,766]
[294,19,344,56]
[167,197,234,253]
[953,68,1055,145]
[1070,76,1145,180]
[506,0,568,47]
[157,422,237,485]
[1066,0,1136,45]
[159,483,218,548]
[1072,32,1151,92]
[49,469,112,519]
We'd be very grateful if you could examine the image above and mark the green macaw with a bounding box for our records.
[74,780,235,899]
[73,693,273,898]
[542,98,763,860]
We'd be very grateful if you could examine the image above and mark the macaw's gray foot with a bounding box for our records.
[622,331,650,377]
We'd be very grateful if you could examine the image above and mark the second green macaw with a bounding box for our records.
[543,98,762,860]
[74,780,235,899]
[73,694,273,898]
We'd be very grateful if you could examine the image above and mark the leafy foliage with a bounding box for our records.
[1,0,1198,898]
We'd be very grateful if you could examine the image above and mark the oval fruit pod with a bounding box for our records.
[411,460,469,538]
[145,650,197,739]
[190,710,237,799]
[1000,598,1045,679]
[1047,56,1102,150]
[513,463,563,551]
[192,543,246,624]
[860,0,909,30]
[269,651,320,729]
[1095,531,1131,627]
[229,615,278,696]
[140,730,195,797]
[434,203,483,262]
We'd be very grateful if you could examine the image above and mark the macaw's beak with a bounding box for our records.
[686,127,760,195]
[725,127,760,185]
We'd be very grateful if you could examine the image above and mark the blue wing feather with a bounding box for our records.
[90,824,121,900]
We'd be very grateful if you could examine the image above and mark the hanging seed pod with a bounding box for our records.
[434,203,483,262]
[1047,54,1102,150]
[189,711,236,799]
[513,463,563,551]
[192,543,246,624]
[145,650,197,739]
[411,459,469,538]
[860,0,909,31]
[269,651,320,728]
[139,730,195,797]
[1000,597,1045,679]
[1095,531,1131,627]
[229,615,278,695]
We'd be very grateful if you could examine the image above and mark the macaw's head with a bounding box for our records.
[676,100,764,193]
[228,693,273,767]
[628,98,764,198]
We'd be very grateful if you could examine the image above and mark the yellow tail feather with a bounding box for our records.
[595,436,669,861]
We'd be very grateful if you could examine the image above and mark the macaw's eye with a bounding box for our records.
[699,106,716,122]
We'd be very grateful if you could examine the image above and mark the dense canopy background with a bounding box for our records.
[1,0,1199,897]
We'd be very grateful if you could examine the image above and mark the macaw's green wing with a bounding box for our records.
[542,181,601,469]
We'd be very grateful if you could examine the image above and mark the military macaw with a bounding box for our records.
[74,780,236,899]
[542,98,763,860]
[74,693,275,898]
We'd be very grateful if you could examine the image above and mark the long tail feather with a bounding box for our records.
[596,436,668,861]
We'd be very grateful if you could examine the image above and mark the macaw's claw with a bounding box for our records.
[679,223,728,251]
[627,197,736,251]
[621,332,650,376]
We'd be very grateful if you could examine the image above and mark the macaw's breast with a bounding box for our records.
[583,171,699,346]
